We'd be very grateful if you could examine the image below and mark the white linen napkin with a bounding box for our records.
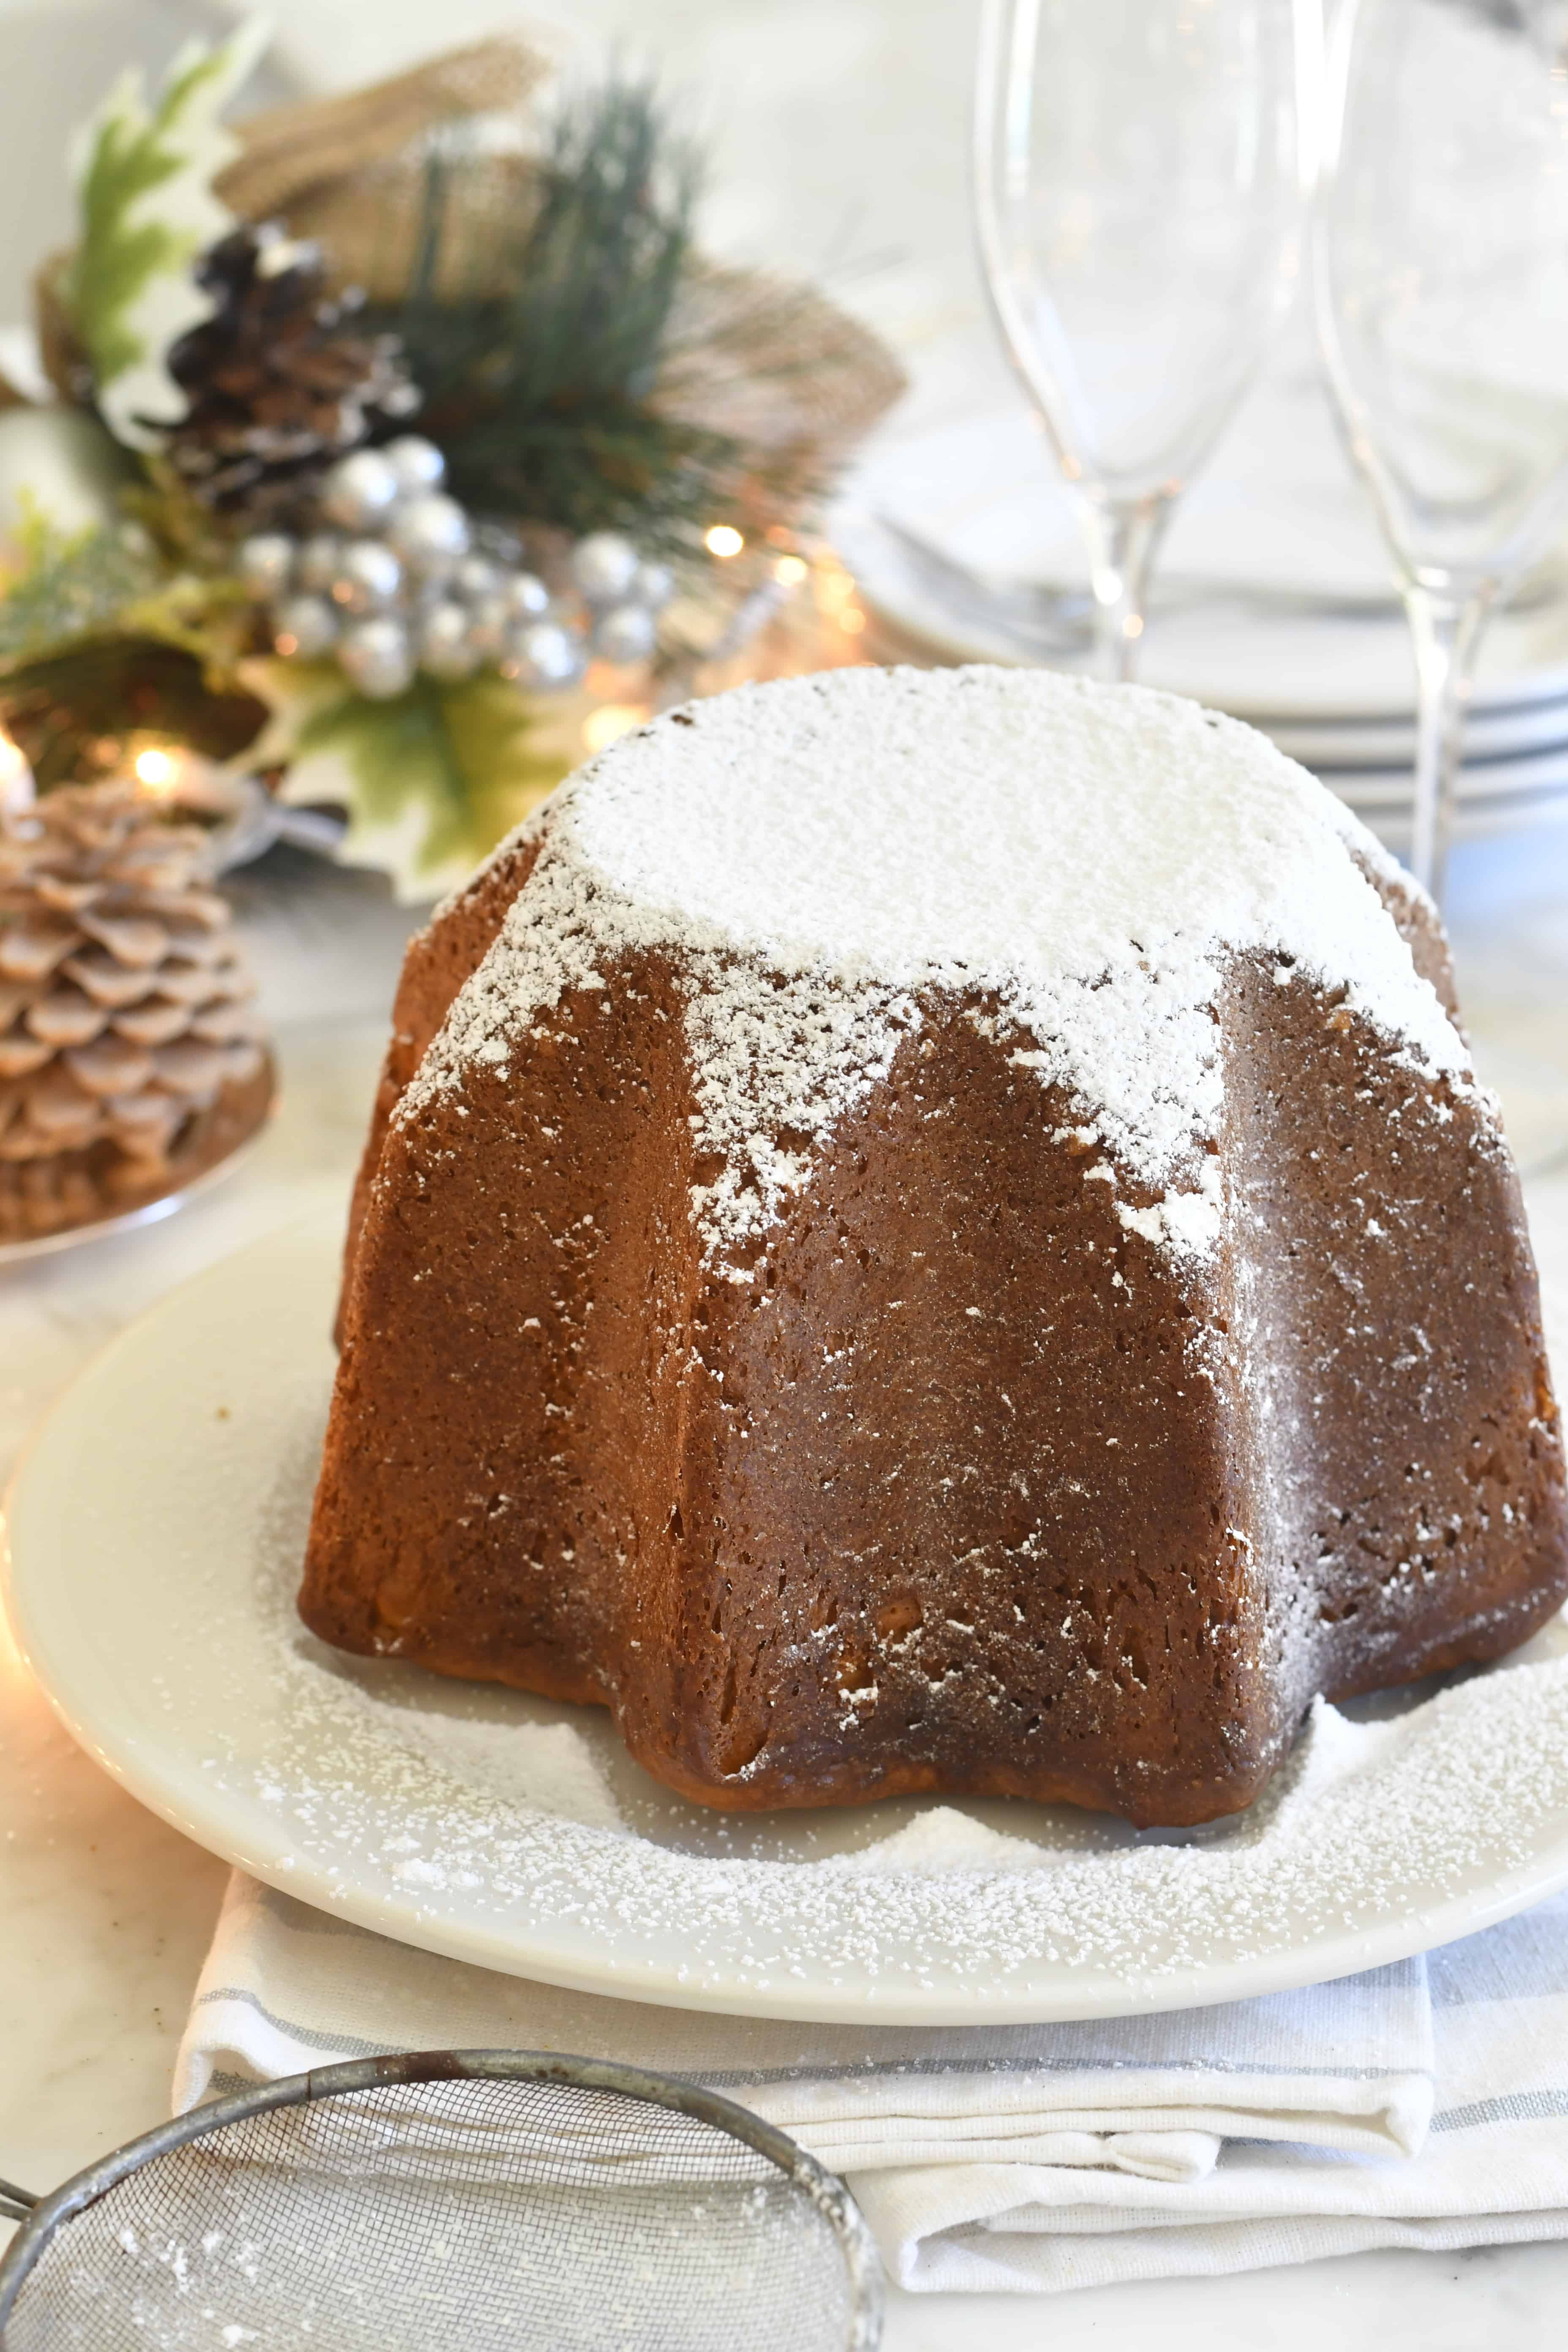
[174,1873,1568,2293]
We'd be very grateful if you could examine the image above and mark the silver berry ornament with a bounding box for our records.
[452,554,503,603]
[387,492,470,574]
[631,558,674,611]
[237,532,295,600]
[332,538,403,613]
[504,571,550,619]
[296,533,343,593]
[256,447,606,700]
[592,602,658,664]
[570,530,639,607]
[338,617,413,699]
[418,602,481,681]
[273,594,338,660]
[516,620,585,689]
[321,448,400,531]
[384,435,446,495]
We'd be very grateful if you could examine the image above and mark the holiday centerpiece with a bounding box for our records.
[0,20,901,900]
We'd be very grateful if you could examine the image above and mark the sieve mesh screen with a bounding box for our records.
[0,2056,879,2352]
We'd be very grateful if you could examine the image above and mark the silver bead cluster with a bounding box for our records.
[239,438,674,701]
[568,533,674,666]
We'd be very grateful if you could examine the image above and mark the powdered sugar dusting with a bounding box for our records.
[401,667,1471,1270]
[220,1389,1568,2020]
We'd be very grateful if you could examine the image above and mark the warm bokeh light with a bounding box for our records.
[0,722,34,814]
[133,746,179,793]
[839,604,867,635]
[582,702,650,754]
[704,524,744,559]
[774,554,808,585]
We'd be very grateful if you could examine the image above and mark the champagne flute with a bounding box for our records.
[972,0,1320,683]
[1314,0,1568,900]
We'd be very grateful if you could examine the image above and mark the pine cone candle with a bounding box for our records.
[162,223,419,527]
[0,781,273,1244]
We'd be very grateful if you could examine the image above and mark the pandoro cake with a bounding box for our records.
[299,664,1568,1827]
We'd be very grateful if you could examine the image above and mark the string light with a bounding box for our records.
[704,524,744,559]
[582,703,649,754]
[0,723,34,815]
[133,746,178,792]
[774,554,808,585]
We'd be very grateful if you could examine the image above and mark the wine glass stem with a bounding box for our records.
[1403,585,1490,904]
[1080,495,1171,683]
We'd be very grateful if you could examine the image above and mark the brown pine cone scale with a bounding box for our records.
[0,781,274,1244]
[162,223,420,526]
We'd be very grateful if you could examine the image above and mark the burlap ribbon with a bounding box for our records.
[22,35,900,536]
[212,35,904,498]
[214,39,547,303]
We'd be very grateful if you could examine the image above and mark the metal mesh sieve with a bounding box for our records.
[0,2049,883,2351]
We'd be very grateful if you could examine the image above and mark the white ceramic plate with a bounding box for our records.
[833,392,1568,731]
[1327,756,1568,844]
[836,489,1568,732]
[7,1205,1568,2026]
[834,494,1568,844]
[1269,694,1568,771]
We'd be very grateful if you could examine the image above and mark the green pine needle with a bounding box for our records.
[0,511,163,668]
[365,74,748,553]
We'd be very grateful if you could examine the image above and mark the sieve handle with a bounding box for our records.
[0,2180,36,2224]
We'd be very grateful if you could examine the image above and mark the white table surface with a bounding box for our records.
[3,2,1568,2341]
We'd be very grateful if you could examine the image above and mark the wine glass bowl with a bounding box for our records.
[1315,0,1568,895]
[973,0,1318,679]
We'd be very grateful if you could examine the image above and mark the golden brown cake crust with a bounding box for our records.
[303,945,1565,1827]
[299,670,1568,1828]
[337,833,542,1336]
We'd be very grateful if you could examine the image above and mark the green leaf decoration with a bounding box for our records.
[65,16,270,452]
[245,660,567,903]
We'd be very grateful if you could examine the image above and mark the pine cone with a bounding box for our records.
[161,223,420,527]
[0,781,273,1243]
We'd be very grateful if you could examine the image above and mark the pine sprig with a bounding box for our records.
[365,76,746,552]
[0,511,164,667]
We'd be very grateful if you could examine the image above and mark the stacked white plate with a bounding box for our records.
[832,354,1568,855]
